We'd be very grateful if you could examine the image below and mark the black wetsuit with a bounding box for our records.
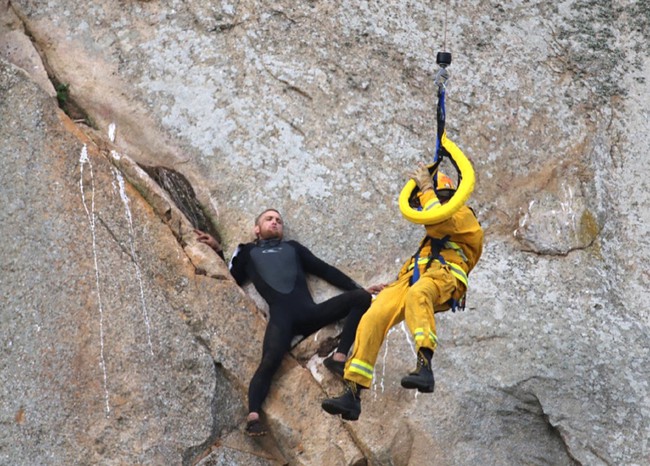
[230,238,371,413]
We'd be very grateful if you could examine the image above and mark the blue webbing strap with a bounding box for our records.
[433,68,448,195]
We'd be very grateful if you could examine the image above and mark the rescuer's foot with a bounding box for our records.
[321,381,362,420]
[401,350,435,393]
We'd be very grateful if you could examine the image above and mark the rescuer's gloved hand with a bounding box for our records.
[410,163,434,194]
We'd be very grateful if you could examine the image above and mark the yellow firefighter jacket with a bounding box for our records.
[398,189,484,297]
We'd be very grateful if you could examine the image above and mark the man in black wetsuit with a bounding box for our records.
[195,208,383,436]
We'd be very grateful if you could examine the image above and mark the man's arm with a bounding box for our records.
[194,229,253,285]
[290,241,361,291]
[228,244,251,286]
[194,229,225,260]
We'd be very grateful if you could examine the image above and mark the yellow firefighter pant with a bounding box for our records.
[345,262,458,388]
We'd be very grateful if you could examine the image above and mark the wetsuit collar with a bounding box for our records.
[256,237,282,248]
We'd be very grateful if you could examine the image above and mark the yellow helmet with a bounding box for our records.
[436,172,456,190]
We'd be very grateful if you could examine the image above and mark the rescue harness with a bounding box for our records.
[407,234,469,312]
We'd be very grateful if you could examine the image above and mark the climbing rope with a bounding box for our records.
[442,0,449,51]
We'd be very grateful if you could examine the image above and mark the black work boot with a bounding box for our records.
[321,380,362,420]
[400,349,435,393]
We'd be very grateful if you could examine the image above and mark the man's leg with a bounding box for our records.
[295,289,371,376]
[246,317,292,435]
[330,289,372,355]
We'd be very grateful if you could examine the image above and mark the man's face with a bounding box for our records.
[254,210,284,240]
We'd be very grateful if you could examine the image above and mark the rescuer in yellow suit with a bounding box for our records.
[322,163,484,421]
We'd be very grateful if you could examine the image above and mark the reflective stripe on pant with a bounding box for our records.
[345,262,457,388]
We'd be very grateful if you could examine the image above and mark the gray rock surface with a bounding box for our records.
[1,0,649,464]
[0,59,214,464]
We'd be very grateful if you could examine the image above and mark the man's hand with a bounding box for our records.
[366,283,387,295]
[194,229,222,253]
[410,162,434,193]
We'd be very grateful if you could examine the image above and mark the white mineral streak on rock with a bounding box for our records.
[306,356,325,384]
[108,122,116,142]
[79,145,110,417]
[400,320,417,359]
[111,161,154,356]
[376,329,390,396]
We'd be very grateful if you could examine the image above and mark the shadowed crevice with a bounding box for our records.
[499,379,580,465]
[181,360,243,466]
[138,165,223,248]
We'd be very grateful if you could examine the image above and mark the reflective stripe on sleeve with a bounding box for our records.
[444,241,468,262]
[423,198,441,211]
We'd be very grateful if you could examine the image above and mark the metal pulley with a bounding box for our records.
[434,52,452,88]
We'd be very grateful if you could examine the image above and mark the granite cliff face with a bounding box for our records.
[1,1,649,465]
